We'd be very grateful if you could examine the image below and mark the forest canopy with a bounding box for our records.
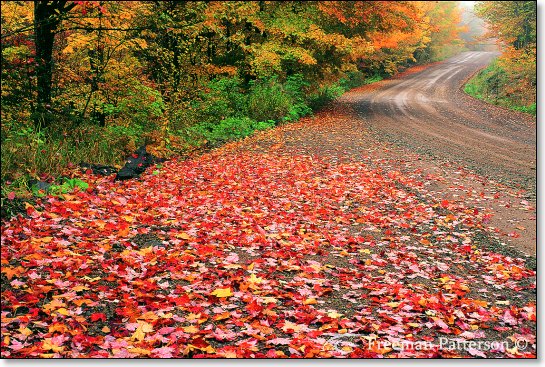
[1,1,467,183]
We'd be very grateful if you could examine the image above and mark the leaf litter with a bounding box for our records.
[1,115,536,358]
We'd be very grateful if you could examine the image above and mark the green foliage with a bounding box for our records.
[199,77,248,121]
[102,84,165,128]
[308,83,345,110]
[283,74,310,103]
[512,103,536,115]
[280,74,313,122]
[32,178,89,198]
[190,117,274,147]
[463,82,483,100]
[106,124,144,152]
[247,77,292,123]
[340,71,383,90]
[283,103,313,123]
[308,72,385,110]
[474,1,536,110]
[464,59,536,116]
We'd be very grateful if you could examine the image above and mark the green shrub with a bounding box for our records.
[340,71,383,91]
[283,74,310,103]
[283,103,313,122]
[512,103,536,115]
[101,84,165,128]
[190,117,274,147]
[247,77,292,122]
[199,77,248,122]
[308,83,345,110]
[106,124,145,153]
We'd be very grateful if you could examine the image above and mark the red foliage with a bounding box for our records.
[1,150,536,358]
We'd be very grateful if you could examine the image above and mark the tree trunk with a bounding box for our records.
[33,1,75,128]
[33,1,56,127]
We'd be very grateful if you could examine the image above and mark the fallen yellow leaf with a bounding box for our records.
[183,325,199,334]
[327,311,342,319]
[42,339,64,352]
[247,273,264,284]
[211,287,233,298]
[130,321,154,341]
[19,327,32,336]
[176,232,190,240]
[72,285,89,292]
[139,311,159,321]
[131,328,145,342]
[56,308,70,316]
[140,321,153,333]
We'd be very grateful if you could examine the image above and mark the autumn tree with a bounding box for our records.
[33,0,76,127]
[475,1,536,105]
[415,1,465,63]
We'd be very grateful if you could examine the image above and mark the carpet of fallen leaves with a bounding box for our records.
[1,145,536,358]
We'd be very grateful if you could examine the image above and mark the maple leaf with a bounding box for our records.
[432,317,449,330]
[304,298,318,305]
[131,321,154,341]
[90,313,107,322]
[247,273,264,284]
[2,266,23,280]
[502,310,518,326]
[327,311,343,319]
[211,288,233,298]
[56,308,70,316]
[282,321,303,333]
[183,325,199,334]
[176,232,191,240]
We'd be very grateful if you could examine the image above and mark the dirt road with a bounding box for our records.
[352,51,536,193]
[238,51,536,255]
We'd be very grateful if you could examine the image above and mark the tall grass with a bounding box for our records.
[464,59,536,116]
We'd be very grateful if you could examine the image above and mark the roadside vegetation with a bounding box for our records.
[465,59,536,115]
[464,1,536,115]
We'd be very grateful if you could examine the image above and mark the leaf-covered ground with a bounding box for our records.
[1,133,536,357]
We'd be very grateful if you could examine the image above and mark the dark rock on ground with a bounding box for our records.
[115,145,164,181]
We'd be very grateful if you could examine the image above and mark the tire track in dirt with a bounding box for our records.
[349,51,535,190]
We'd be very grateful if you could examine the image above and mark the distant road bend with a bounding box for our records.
[351,51,536,192]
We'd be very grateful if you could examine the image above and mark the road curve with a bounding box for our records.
[348,51,536,192]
